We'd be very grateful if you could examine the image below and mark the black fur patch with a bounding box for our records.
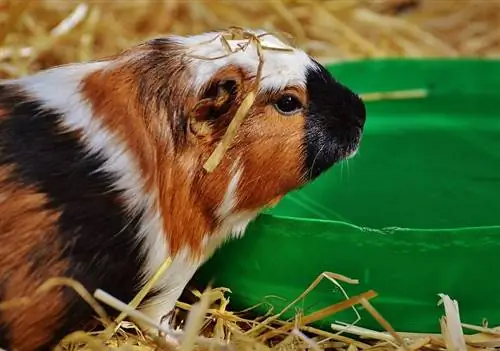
[303,60,366,180]
[0,84,147,348]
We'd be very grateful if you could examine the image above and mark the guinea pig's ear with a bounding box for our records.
[188,77,240,138]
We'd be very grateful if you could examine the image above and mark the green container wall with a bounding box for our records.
[195,59,500,334]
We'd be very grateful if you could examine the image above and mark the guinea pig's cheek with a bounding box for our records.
[232,141,304,211]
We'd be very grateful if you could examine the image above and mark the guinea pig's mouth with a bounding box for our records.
[305,127,363,181]
[337,125,363,161]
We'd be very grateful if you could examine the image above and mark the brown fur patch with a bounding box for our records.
[0,166,69,350]
[157,150,237,256]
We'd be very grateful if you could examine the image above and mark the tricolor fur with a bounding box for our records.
[0,29,365,350]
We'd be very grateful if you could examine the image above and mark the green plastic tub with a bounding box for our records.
[194,59,500,334]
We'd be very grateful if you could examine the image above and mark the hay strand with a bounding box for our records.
[360,89,429,102]
[438,294,467,351]
[358,298,407,349]
[203,91,256,172]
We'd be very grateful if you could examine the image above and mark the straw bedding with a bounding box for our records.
[1,0,500,350]
[1,0,500,78]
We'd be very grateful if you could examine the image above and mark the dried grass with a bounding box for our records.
[3,270,500,351]
[1,0,500,79]
[1,0,499,350]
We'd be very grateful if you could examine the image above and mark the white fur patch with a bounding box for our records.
[216,159,243,220]
[225,210,261,239]
[208,158,261,255]
[201,210,261,263]
[138,248,202,325]
[16,61,170,288]
[170,29,318,94]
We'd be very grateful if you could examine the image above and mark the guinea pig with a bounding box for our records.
[0,28,366,350]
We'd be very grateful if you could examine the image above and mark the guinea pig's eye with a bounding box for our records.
[274,94,303,116]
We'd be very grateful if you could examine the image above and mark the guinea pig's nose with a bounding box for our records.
[303,74,367,180]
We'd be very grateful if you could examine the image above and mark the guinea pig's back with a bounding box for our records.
[0,83,145,350]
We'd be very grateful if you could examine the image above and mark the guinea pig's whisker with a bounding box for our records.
[137,213,159,237]
[308,144,327,179]
[340,158,349,181]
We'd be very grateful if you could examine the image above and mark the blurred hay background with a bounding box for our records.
[1,0,500,80]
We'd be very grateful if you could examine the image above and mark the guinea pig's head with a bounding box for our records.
[84,29,365,252]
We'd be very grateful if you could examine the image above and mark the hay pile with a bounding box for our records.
[1,0,500,79]
[16,272,500,351]
[1,0,500,350]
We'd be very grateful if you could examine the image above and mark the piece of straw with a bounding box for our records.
[179,286,214,351]
[360,89,428,102]
[438,294,467,351]
[203,91,256,172]
[358,298,407,349]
